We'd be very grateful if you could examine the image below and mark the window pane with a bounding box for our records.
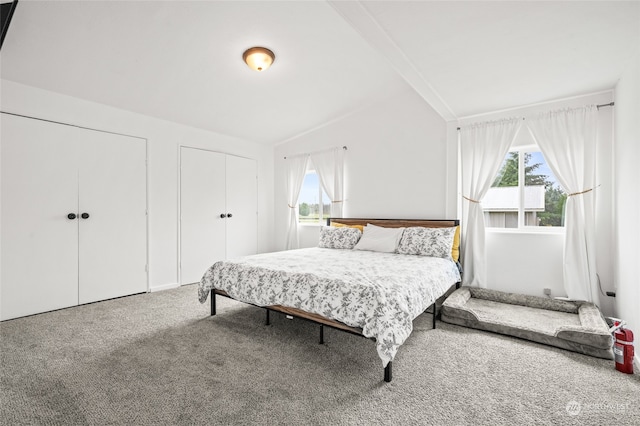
[484,152,520,228]
[492,152,519,187]
[525,151,566,227]
[483,150,566,229]
[298,171,330,224]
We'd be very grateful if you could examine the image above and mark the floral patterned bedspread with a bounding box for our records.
[198,248,461,366]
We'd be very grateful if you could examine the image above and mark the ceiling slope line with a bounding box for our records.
[273,100,375,147]
[327,0,457,122]
[273,88,409,146]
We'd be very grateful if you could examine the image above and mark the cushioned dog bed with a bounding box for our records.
[441,287,613,359]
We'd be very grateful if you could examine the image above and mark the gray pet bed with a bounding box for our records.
[441,287,613,359]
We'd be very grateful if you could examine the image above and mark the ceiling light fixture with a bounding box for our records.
[243,47,275,72]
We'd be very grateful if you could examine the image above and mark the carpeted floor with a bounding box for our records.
[1,284,638,425]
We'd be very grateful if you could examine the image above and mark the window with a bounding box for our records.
[484,149,566,229]
[298,170,330,225]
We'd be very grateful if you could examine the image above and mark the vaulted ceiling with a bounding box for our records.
[1,1,638,144]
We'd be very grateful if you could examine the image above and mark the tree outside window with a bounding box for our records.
[484,150,566,228]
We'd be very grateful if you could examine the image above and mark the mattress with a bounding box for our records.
[199,247,461,365]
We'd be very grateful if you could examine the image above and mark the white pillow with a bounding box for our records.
[353,224,405,253]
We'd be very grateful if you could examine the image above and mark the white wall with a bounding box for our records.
[454,91,616,314]
[613,52,640,340]
[273,87,619,316]
[273,89,449,250]
[0,80,275,291]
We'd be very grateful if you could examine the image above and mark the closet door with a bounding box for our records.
[1,114,79,320]
[78,130,147,304]
[180,147,226,285]
[225,155,257,259]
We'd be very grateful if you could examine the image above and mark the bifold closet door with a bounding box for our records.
[225,155,257,259]
[78,131,147,304]
[1,114,79,320]
[1,113,148,319]
[180,147,226,285]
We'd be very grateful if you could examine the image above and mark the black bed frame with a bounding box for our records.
[208,218,462,382]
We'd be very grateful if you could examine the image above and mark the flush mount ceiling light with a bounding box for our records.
[243,47,275,72]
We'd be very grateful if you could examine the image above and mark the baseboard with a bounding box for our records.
[150,283,180,292]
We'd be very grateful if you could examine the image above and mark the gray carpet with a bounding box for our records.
[1,284,638,426]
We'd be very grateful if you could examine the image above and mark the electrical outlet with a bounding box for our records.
[543,288,552,296]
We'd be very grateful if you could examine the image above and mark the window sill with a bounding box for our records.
[485,227,565,235]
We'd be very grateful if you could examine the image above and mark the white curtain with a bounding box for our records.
[310,147,345,218]
[460,118,522,287]
[527,106,599,305]
[285,155,309,250]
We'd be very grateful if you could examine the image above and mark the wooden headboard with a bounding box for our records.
[327,218,459,228]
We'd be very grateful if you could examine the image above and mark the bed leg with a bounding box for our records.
[432,302,437,330]
[319,325,324,344]
[384,362,392,382]
[211,292,216,316]
[265,309,270,326]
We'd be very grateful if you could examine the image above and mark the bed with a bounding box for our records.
[198,218,462,382]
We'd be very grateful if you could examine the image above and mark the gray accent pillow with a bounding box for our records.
[397,226,456,259]
[318,226,362,249]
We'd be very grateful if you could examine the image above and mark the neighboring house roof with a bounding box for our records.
[482,186,545,212]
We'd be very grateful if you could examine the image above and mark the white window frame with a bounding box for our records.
[485,144,565,235]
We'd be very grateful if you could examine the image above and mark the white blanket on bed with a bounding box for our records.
[198,247,461,366]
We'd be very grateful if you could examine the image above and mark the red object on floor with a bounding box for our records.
[614,323,634,374]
